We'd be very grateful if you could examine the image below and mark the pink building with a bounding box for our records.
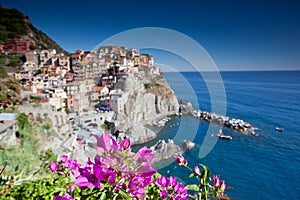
[2,39,33,53]
[14,71,32,80]
[67,94,90,113]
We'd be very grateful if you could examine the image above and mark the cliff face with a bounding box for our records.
[113,70,179,145]
[115,74,179,123]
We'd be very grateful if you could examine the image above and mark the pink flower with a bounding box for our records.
[75,176,100,188]
[120,138,131,151]
[65,159,72,168]
[117,181,127,191]
[135,146,155,164]
[128,176,147,199]
[212,175,220,187]
[68,184,75,192]
[137,163,157,177]
[169,176,177,187]
[60,155,68,163]
[95,132,112,152]
[174,183,188,199]
[160,190,167,198]
[220,180,226,192]
[194,166,201,176]
[49,162,59,172]
[174,154,187,165]
[155,176,187,199]
[101,168,117,185]
[54,192,75,200]
[95,132,119,154]
[156,176,168,188]
[69,159,80,170]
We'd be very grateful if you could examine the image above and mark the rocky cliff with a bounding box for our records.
[113,71,179,145]
[116,74,179,124]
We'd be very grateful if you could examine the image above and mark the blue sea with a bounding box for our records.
[140,71,300,200]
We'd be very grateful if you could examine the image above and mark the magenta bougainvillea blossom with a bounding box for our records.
[156,175,188,199]
[174,154,188,166]
[49,162,59,172]
[51,132,187,199]
[53,192,75,200]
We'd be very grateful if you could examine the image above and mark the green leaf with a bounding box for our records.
[118,190,132,200]
[200,164,211,180]
[189,173,195,178]
[185,184,199,191]
[100,191,107,200]
[153,172,161,179]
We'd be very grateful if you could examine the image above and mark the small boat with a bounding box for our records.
[182,140,195,150]
[217,129,232,140]
[275,127,284,132]
[217,133,232,140]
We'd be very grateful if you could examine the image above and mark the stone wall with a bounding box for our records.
[0,121,18,146]
[18,103,71,134]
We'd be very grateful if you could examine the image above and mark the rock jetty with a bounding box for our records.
[191,109,256,135]
[180,102,256,135]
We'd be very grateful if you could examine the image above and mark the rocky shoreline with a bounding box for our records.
[181,102,257,135]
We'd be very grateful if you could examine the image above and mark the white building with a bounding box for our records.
[109,89,128,114]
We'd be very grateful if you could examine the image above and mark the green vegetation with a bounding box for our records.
[1,134,230,199]
[16,113,30,129]
[0,66,8,78]
[0,53,25,68]
[0,77,21,109]
[154,74,164,81]
[0,7,27,43]
[30,95,41,102]
[101,123,109,131]
[144,83,151,89]
[42,123,51,134]
[0,6,65,52]
[0,113,56,180]
[65,108,71,114]
[0,175,69,199]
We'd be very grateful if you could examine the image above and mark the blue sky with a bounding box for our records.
[2,0,300,71]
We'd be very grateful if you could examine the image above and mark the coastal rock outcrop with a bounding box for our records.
[150,139,181,165]
[114,74,179,144]
[116,121,157,145]
[116,75,179,123]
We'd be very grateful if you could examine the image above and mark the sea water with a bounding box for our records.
[140,71,300,200]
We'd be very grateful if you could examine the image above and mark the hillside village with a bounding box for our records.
[0,8,181,167]
[0,43,181,164]
[2,46,156,113]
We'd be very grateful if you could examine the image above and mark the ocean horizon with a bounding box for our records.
[138,70,300,200]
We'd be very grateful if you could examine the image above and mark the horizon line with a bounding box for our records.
[160,68,300,72]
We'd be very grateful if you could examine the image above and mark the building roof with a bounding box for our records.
[92,86,105,92]
[71,54,80,57]
[0,120,17,134]
[60,55,70,58]
[0,113,17,121]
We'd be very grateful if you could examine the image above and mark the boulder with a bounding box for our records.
[150,139,181,165]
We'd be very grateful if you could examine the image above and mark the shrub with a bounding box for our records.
[144,83,151,89]
[1,133,229,199]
